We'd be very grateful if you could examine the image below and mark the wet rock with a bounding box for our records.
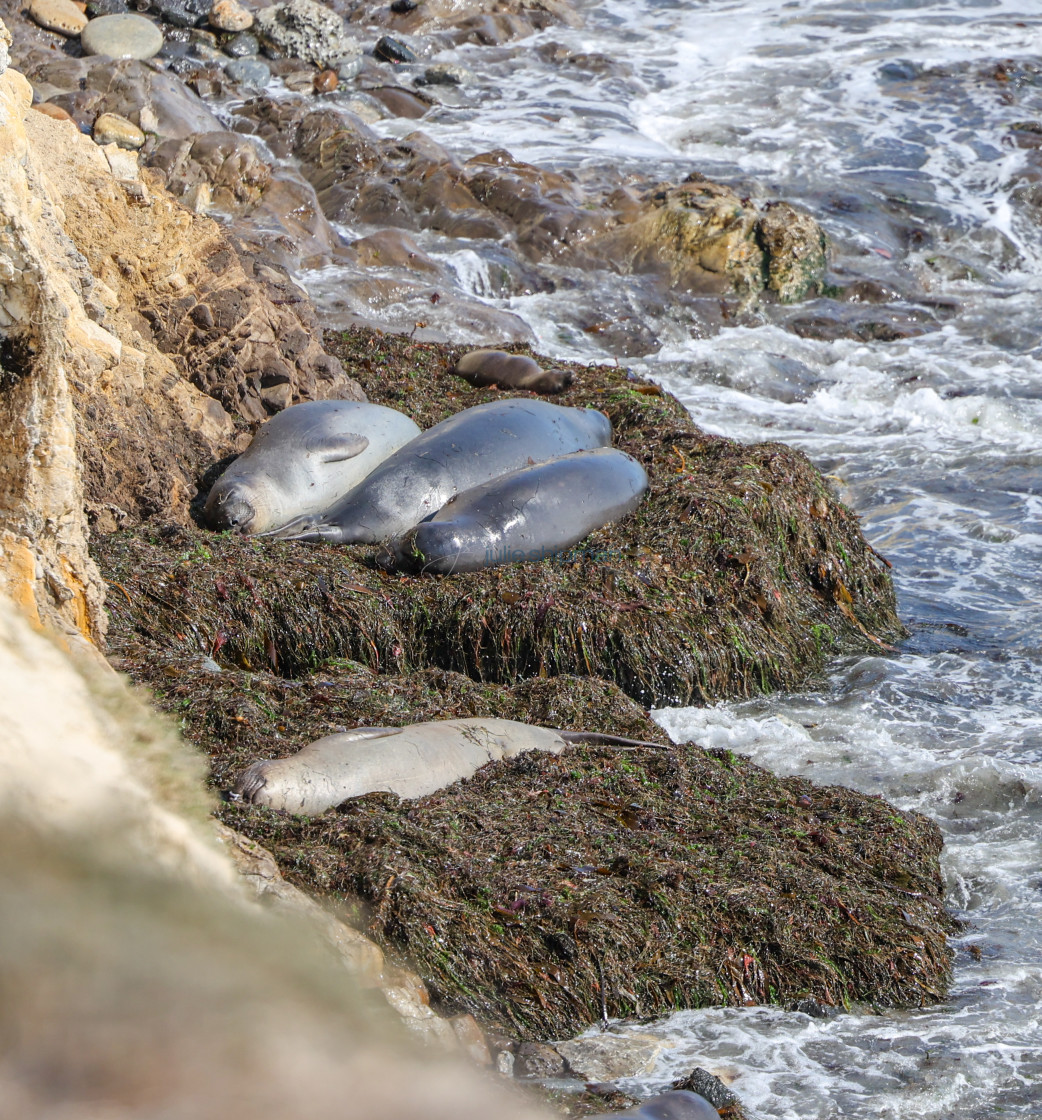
[146,131,272,210]
[149,0,211,29]
[586,1090,721,1120]
[92,111,145,149]
[255,0,361,69]
[366,84,431,117]
[514,1041,567,1080]
[670,1069,743,1116]
[80,58,223,140]
[210,0,253,32]
[85,0,130,16]
[28,0,88,37]
[555,1032,675,1082]
[423,61,471,85]
[786,299,938,342]
[224,30,260,57]
[226,56,270,87]
[375,34,418,63]
[313,67,337,92]
[335,51,363,80]
[81,13,165,59]
[390,0,417,11]
[758,200,828,302]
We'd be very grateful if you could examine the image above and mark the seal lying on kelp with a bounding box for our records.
[392,447,649,573]
[450,349,573,394]
[265,399,612,544]
[204,401,420,535]
[230,718,665,815]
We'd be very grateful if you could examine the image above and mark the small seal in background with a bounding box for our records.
[451,349,574,394]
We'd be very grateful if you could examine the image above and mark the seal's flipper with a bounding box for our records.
[303,432,369,463]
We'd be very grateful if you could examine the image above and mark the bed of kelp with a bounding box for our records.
[95,327,903,709]
[92,330,952,1044]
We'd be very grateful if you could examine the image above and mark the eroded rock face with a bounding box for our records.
[0,593,550,1120]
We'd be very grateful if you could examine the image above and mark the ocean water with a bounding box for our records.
[297,1,1042,1114]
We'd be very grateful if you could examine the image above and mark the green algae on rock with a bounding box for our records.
[95,328,902,708]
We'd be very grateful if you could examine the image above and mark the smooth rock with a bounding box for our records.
[255,0,361,69]
[226,57,271,87]
[29,0,88,37]
[334,51,363,81]
[92,111,145,149]
[390,0,416,10]
[33,102,78,126]
[81,14,165,60]
[375,35,417,63]
[210,0,253,31]
[313,68,337,93]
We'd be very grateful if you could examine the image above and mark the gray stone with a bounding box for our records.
[670,1069,741,1114]
[554,1031,676,1082]
[81,14,165,60]
[226,57,271,88]
[224,31,259,57]
[255,0,361,69]
[334,49,363,81]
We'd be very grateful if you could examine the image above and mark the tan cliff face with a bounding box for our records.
[0,594,547,1119]
[0,31,362,642]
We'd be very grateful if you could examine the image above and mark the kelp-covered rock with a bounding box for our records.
[94,649,954,1041]
[95,327,901,707]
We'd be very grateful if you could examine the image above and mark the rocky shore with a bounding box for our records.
[0,0,957,1114]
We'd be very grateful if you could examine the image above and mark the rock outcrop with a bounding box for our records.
[0,591,543,1117]
[0,36,362,641]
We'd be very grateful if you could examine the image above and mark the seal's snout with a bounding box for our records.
[204,486,256,534]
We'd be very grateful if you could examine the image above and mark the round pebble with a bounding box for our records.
[33,102,78,125]
[80,13,164,59]
[210,0,252,33]
[92,111,146,149]
[29,0,88,37]
[225,56,270,88]
[313,68,337,93]
[390,0,416,11]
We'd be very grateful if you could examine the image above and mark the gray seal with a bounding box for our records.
[393,447,648,573]
[230,718,667,815]
[265,398,612,543]
[203,400,420,535]
[586,1091,720,1120]
[451,349,573,394]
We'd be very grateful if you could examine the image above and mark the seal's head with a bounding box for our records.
[204,484,257,534]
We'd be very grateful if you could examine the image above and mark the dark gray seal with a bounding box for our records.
[393,447,648,573]
[265,399,612,543]
[451,349,573,394]
[586,1091,720,1120]
[203,401,420,535]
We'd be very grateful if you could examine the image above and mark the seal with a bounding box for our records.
[230,719,667,815]
[451,349,573,394]
[203,400,421,535]
[585,1091,720,1120]
[393,447,649,573]
[265,398,612,543]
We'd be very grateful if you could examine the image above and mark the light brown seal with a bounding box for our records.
[451,349,573,394]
